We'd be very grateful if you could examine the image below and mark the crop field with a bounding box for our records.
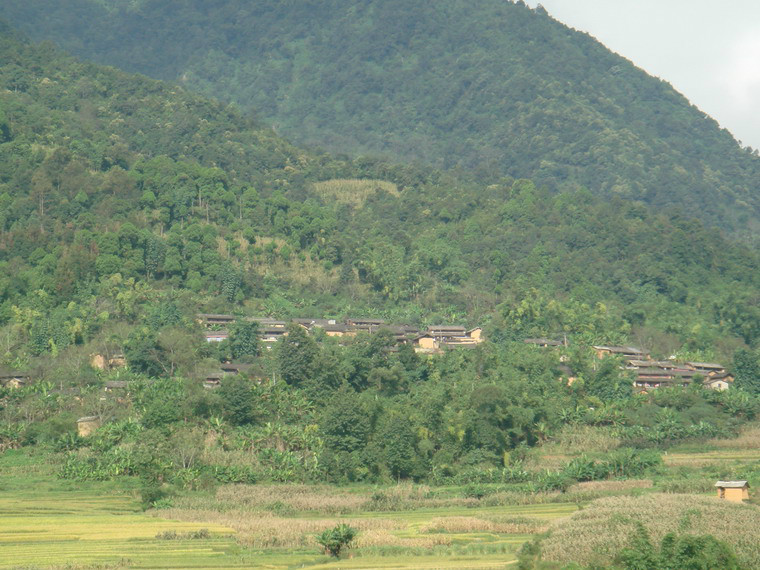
[0,451,577,570]
[5,425,759,570]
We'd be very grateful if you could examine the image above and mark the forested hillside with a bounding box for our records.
[3,26,760,485]
[4,0,760,238]
[2,25,760,353]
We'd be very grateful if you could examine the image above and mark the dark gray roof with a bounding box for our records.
[260,327,287,335]
[346,318,386,325]
[220,363,252,373]
[709,371,733,380]
[524,338,563,346]
[685,361,725,370]
[593,345,645,354]
[715,480,748,488]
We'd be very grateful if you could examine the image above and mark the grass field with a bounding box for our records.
[0,450,576,570]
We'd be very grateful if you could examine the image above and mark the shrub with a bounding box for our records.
[140,479,171,510]
[316,523,358,557]
[616,524,743,570]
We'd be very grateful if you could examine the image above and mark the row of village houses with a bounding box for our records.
[198,314,484,352]
[524,339,734,392]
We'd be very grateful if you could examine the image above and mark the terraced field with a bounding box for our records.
[663,449,760,466]
[0,451,577,570]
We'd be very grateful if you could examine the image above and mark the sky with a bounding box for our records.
[524,0,760,150]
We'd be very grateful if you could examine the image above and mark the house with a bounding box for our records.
[704,372,734,391]
[625,359,680,370]
[259,327,289,346]
[384,325,420,344]
[205,330,229,342]
[428,325,467,339]
[558,364,577,385]
[292,318,337,329]
[715,481,749,502]
[91,353,127,370]
[414,333,439,353]
[76,416,101,437]
[197,313,236,327]
[633,368,695,391]
[685,362,726,375]
[322,324,349,337]
[203,372,223,389]
[220,362,252,375]
[249,317,288,328]
[0,371,30,389]
[413,325,484,353]
[592,345,649,360]
[104,380,130,392]
[467,327,483,341]
[346,318,386,328]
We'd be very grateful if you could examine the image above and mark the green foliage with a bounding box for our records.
[125,328,164,377]
[2,20,760,490]
[733,348,760,394]
[277,324,318,387]
[228,320,260,360]
[218,376,255,426]
[316,523,357,558]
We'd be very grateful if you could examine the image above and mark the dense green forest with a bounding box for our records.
[4,0,760,239]
[2,23,760,488]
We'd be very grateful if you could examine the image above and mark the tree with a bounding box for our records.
[277,323,319,387]
[229,320,260,360]
[218,375,256,425]
[125,327,165,377]
[379,412,419,480]
[320,389,371,453]
[586,357,633,401]
[733,348,760,395]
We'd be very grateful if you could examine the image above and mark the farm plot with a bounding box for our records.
[0,452,577,570]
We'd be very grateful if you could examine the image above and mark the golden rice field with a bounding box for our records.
[0,451,576,570]
[663,449,760,466]
[540,494,760,569]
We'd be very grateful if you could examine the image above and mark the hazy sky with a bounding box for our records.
[524,0,760,149]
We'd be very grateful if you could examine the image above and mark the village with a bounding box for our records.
[0,317,734,395]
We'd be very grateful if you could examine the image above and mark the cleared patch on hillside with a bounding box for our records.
[312,179,399,207]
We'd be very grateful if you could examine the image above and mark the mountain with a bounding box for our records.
[4,0,760,239]
[1,25,760,360]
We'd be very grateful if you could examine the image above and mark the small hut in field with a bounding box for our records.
[715,480,749,502]
[76,416,101,437]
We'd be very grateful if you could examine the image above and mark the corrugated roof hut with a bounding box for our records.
[715,480,749,502]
